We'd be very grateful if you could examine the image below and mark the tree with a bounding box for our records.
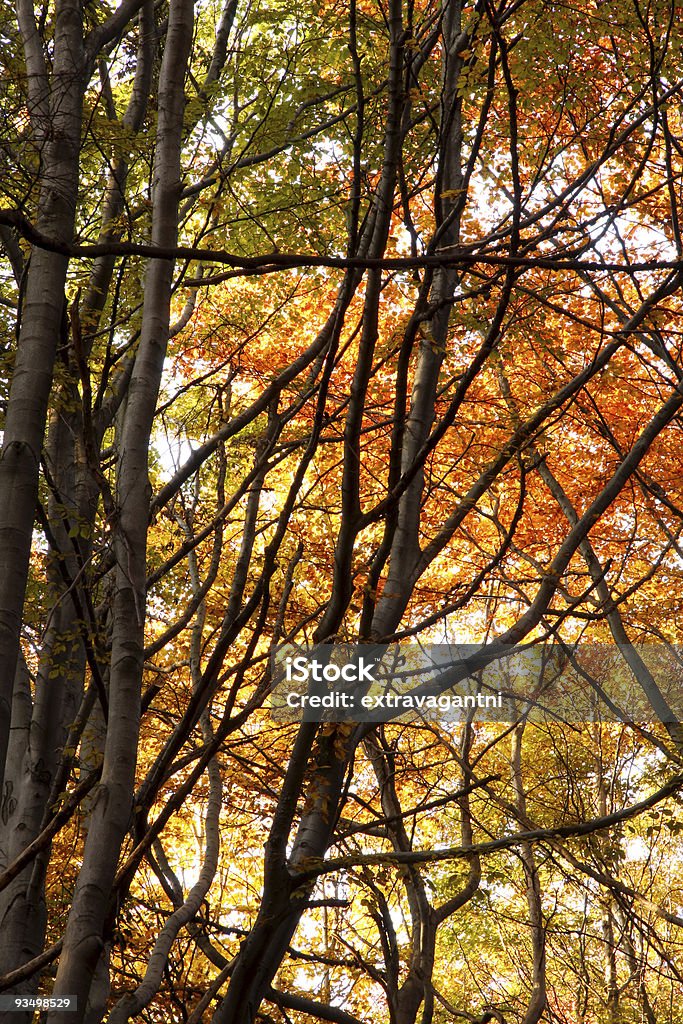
[2,0,683,1021]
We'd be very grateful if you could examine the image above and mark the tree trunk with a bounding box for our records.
[0,0,86,795]
[47,1,195,1017]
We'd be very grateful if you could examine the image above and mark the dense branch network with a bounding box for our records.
[1,0,683,1023]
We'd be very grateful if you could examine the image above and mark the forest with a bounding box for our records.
[1,0,683,1021]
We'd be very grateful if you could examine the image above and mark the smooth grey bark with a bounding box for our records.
[0,4,91,1002]
[0,399,91,1014]
[510,726,547,1024]
[0,4,157,996]
[0,0,86,797]
[106,520,223,1024]
[106,748,221,1023]
[0,654,31,874]
[47,0,195,1017]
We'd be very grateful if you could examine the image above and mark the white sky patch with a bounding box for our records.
[154,428,196,477]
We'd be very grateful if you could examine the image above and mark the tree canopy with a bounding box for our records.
[2,0,683,1022]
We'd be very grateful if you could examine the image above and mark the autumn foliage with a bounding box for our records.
[2,0,683,1022]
